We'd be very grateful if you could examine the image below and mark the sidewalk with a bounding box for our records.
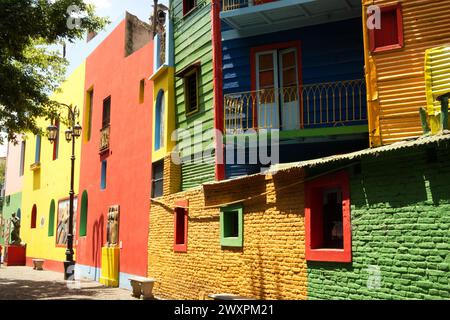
[0,265,135,300]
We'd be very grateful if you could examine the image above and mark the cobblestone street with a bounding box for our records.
[0,265,135,300]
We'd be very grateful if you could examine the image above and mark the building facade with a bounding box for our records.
[20,62,86,272]
[363,0,450,146]
[1,138,25,246]
[75,13,153,289]
[145,0,450,300]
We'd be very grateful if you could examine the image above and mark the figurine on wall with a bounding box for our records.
[106,205,120,247]
[10,212,21,246]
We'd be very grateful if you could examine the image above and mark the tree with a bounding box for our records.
[0,0,108,142]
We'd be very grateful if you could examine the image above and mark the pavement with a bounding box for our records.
[0,265,136,300]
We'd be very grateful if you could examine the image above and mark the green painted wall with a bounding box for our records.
[172,0,215,190]
[307,145,450,299]
[0,192,22,245]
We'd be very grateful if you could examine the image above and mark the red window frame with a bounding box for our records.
[305,170,352,263]
[174,200,188,252]
[369,3,404,53]
[250,40,303,127]
[31,204,37,229]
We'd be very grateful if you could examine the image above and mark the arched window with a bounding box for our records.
[31,205,37,229]
[79,191,88,237]
[48,200,55,236]
[155,90,165,151]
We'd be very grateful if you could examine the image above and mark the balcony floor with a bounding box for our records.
[221,0,362,40]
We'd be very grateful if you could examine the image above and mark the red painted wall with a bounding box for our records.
[76,19,153,278]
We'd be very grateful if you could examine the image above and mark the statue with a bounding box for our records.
[10,213,21,246]
[106,205,120,247]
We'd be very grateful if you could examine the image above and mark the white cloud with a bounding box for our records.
[84,0,112,9]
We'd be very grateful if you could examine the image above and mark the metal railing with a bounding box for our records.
[224,79,367,134]
[222,0,274,12]
[99,125,110,152]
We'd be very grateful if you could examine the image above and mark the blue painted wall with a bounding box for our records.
[222,18,368,179]
[222,18,364,93]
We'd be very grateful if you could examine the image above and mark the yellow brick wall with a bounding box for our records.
[148,169,307,300]
[163,154,181,196]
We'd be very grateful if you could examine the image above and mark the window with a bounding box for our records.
[184,69,199,115]
[52,119,60,160]
[220,204,243,247]
[31,204,37,229]
[102,96,111,129]
[85,88,94,141]
[35,135,41,164]
[139,79,145,104]
[79,190,88,237]
[48,200,55,236]
[305,170,351,262]
[19,141,26,176]
[101,160,107,190]
[183,0,196,16]
[155,90,165,151]
[369,3,404,53]
[174,200,188,252]
[151,160,164,198]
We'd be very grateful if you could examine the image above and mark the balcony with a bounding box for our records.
[99,125,110,153]
[220,0,361,40]
[224,79,367,135]
[30,162,41,171]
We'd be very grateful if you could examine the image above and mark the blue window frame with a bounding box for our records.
[35,135,41,163]
[101,160,107,190]
[155,90,165,151]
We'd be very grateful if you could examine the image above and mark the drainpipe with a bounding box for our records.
[212,0,225,181]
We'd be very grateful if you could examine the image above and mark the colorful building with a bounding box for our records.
[1,138,25,246]
[145,0,450,300]
[75,13,153,289]
[170,0,217,190]
[221,0,369,178]
[148,130,450,300]
[150,7,177,198]
[363,0,450,146]
[20,62,86,272]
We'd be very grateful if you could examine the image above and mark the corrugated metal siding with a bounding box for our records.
[182,153,216,191]
[173,0,216,188]
[426,46,450,113]
[372,0,450,144]
[222,18,365,94]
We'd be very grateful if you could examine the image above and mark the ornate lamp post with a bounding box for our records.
[47,104,82,280]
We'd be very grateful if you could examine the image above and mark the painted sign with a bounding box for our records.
[56,197,78,246]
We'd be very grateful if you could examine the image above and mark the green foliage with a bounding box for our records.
[0,0,109,141]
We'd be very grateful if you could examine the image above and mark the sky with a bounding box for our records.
[0,0,168,157]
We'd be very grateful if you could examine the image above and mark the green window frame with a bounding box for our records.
[48,200,55,236]
[79,190,88,237]
[220,204,243,248]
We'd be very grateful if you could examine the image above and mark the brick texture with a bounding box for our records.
[163,154,181,196]
[148,169,308,300]
[307,145,450,299]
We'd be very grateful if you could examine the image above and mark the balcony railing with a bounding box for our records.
[99,125,110,153]
[222,0,274,11]
[224,79,367,134]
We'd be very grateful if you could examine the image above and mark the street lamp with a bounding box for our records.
[47,103,81,280]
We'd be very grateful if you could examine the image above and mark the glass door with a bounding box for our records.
[256,50,280,129]
[279,48,300,130]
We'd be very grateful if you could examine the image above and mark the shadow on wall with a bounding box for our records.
[352,148,448,209]
[92,214,104,279]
